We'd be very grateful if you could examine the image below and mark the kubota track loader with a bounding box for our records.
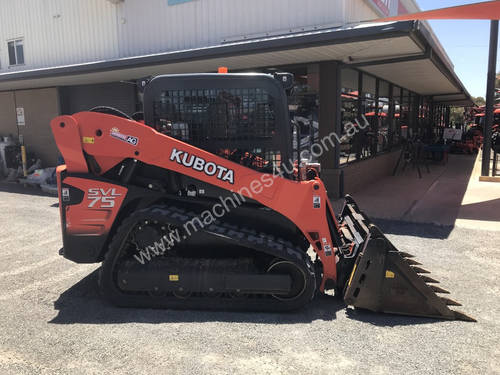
[51,73,473,320]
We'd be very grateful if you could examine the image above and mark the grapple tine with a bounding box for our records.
[431,285,450,294]
[411,266,430,274]
[343,223,474,321]
[441,297,462,306]
[420,275,440,284]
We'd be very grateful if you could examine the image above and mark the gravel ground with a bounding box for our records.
[0,184,498,375]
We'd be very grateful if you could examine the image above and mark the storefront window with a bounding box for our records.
[339,68,411,164]
[401,89,410,139]
[360,74,379,159]
[340,68,359,164]
[361,74,377,117]
[378,80,390,152]
[417,97,426,138]
[393,86,402,144]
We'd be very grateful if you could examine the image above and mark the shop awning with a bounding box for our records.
[0,20,472,105]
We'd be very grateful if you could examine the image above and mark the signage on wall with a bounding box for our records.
[16,107,25,126]
[366,0,390,17]
[168,0,195,5]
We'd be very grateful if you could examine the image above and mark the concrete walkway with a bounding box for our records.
[334,151,500,231]
[455,150,500,231]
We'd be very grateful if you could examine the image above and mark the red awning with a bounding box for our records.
[376,1,500,22]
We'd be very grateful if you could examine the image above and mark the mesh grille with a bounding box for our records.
[152,88,282,172]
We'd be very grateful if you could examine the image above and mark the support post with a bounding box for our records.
[319,61,342,196]
[482,20,499,177]
[388,83,394,148]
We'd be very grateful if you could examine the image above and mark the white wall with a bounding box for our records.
[345,0,381,23]
[0,0,119,72]
[0,0,380,73]
[115,0,360,57]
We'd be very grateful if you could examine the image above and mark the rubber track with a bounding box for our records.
[101,205,317,312]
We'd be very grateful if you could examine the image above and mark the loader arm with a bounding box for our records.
[51,112,342,291]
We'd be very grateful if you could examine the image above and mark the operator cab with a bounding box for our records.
[141,73,294,176]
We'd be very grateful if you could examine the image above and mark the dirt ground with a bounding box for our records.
[0,185,498,374]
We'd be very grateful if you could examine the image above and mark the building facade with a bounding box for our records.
[0,0,416,73]
[0,0,472,196]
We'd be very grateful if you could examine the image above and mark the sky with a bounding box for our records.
[416,0,500,98]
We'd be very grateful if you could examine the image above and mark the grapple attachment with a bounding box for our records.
[339,196,474,322]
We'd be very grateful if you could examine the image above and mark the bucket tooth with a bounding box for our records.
[399,252,415,258]
[405,258,422,266]
[343,223,474,321]
[453,311,477,322]
[430,285,450,294]
[412,266,430,274]
[420,275,440,284]
[441,297,462,306]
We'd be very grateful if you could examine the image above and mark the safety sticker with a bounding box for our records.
[322,237,327,244]
[324,244,332,256]
[62,188,70,202]
[82,136,94,144]
[169,275,179,281]
[313,195,321,209]
[385,270,395,279]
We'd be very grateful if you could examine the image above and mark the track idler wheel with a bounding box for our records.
[267,261,307,301]
[343,225,475,322]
